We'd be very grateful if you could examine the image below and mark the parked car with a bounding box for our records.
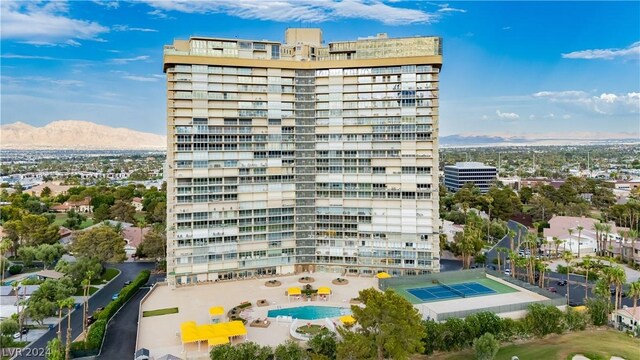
[557,280,568,286]
[12,328,28,338]
[86,315,95,326]
[112,293,120,301]
[547,287,558,293]
[504,268,511,276]
[123,281,132,287]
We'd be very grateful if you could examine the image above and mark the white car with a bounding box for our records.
[504,269,511,276]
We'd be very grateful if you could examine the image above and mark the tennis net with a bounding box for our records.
[436,281,466,298]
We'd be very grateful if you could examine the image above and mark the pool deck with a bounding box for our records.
[138,272,377,359]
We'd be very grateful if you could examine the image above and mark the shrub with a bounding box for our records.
[473,333,500,360]
[8,264,23,275]
[97,270,150,321]
[565,307,588,331]
[524,303,565,337]
[85,320,106,349]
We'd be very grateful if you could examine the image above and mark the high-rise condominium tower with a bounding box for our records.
[164,29,442,287]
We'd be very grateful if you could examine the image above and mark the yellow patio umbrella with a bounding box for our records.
[376,272,391,279]
[287,287,302,296]
[207,337,229,347]
[318,286,331,295]
[339,315,356,324]
[209,306,224,317]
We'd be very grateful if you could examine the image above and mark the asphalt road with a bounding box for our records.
[98,286,151,360]
[16,262,155,360]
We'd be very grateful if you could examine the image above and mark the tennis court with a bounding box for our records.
[407,281,496,302]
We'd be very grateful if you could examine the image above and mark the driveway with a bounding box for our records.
[98,286,151,359]
[15,262,155,360]
[485,220,528,267]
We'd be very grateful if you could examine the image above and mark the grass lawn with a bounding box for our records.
[143,307,179,317]
[74,286,99,296]
[427,329,640,360]
[295,324,326,336]
[90,268,120,285]
[50,213,94,229]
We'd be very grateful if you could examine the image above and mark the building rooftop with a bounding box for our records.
[447,162,496,169]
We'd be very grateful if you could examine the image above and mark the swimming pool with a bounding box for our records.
[268,306,351,320]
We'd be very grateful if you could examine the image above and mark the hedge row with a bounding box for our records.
[98,270,150,322]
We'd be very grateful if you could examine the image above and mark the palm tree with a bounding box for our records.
[562,251,574,305]
[612,267,626,311]
[508,250,517,278]
[618,230,628,262]
[602,223,612,257]
[628,281,640,310]
[576,225,584,258]
[553,237,562,258]
[508,229,516,253]
[567,228,574,256]
[63,297,75,360]
[0,239,11,288]
[627,229,638,266]
[55,298,68,342]
[592,222,603,256]
[496,247,507,272]
[582,256,593,300]
[82,270,94,338]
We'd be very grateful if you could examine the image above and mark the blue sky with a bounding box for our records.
[1,0,639,137]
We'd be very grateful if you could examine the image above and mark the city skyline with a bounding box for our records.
[1,0,639,136]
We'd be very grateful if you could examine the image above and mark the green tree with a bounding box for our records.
[586,297,610,326]
[0,318,19,335]
[274,339,310,360]
[138,228,166,260]
[20,214,60,246]
[93,204,111,223]
[342,288,425,360]
[628,281,640,309]
[147,201,166,224]
[71,226,126,263]
[35,243,65,269]
[41,187,52,198]
[209,342,272,360]
[109,200,136,224]
[55,258,102,287]
[524,303,565,337]
[308,329,337,360]
[17,246,37,267]
[46,338,64,360]
[473,333,500,360]
[336,331,375,360]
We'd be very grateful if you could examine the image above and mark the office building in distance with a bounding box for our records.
[163,28,442,287]
[444,162,497,193]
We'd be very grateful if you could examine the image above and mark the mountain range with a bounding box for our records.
[0,121,166,150]
[0,120,637,150]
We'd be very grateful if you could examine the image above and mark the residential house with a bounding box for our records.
[51,197,94,213]
[122,226,151,259]
[614,305,640,334]
[58,226,73,246]
[35,269,65,280]
[27,181,72,197]
[131,197,144,212]
[542,216,618,257]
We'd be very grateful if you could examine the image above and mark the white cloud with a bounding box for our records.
[1,1,109,45]
[562,114,571,119]
[142,0,437,25]
[544,113,555,119]
[2,75,84,87]
[502,26,511,30]
[122,75,160,82]
[496,110,520,120]
[113,25,158,32]
[438,7,466,13]
[1,54,57,60]
[481,115,488,120]
[533,90,640,115]
[561,41,640,60]
[111,55,150,64]
[147,9,170,19]
[529,114,535,120]
[92,1,119,9]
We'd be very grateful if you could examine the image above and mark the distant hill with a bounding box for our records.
[441,132,640,147]
[0,120,166,150]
